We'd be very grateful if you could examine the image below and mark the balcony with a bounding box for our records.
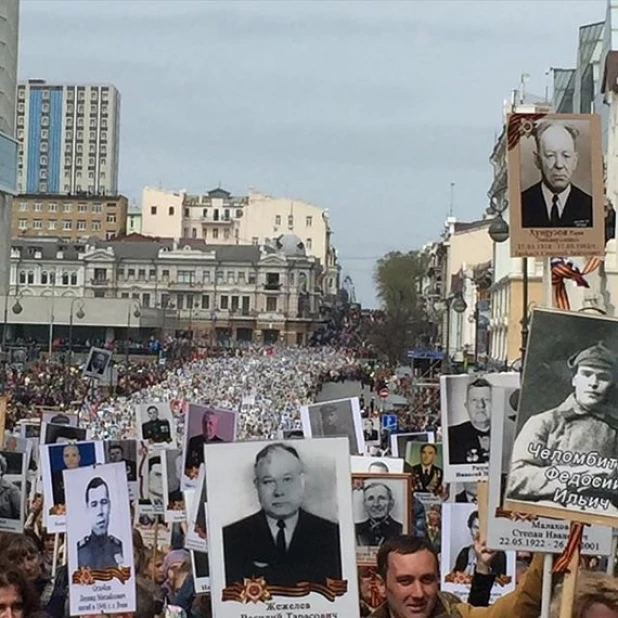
[264,282,281,291]
[90,278,109,286]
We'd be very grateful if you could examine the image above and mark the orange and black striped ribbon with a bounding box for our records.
[552,257,602,310]
[552,522,584,574]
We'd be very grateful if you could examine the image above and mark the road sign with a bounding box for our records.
[379,388,389,399]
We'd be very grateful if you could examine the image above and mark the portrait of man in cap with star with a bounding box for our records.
[505,323,618,520]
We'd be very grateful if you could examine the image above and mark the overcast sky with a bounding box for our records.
[19,0,605,306]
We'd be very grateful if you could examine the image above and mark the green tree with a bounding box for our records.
[371,250,429,365]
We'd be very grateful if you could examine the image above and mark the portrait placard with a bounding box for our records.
[441,373,520,482]
[83,346,113,381]
[104,440,138,501]
[181,403,237,490]
[488,386,612,555]
[161,448,185,523]
[0,449,27,533]
[41,422,87,445]
[441,503,516,604]
[352,473,411,565]
[136,445,164,516]
[3,434,29,453]
[41,411,78,427]
[389,432,434,459]
[134,513,171,550]
[184,489,210,593]
[191,549,211,595]
[205,438,358,618]
[350,456,404,474]
[504,309,618,527]
[184,465,208,553]
[136,402,174,448]
[40,440,105,533]
[405,442,444,496]
[65,462,136,616]
[507,112,605,257]
[301,397,365,456]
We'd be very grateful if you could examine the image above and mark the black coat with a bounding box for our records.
[223,508,342,587]
[185,434,224,470]
[448,421,489,465]
[355,516,402,546]
[453,545,507,578]
[521,182,593,228]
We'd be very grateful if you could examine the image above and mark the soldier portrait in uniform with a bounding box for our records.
[407,443,444,495]
[505,309,618,525]
[137,403,173,446]
[66,462,136,616]
[352,474,410,565]
[105,441,137,482]
[182,404,237,488]
[83,347,112,380]
[0,450,26,532]
[301,397,365,456]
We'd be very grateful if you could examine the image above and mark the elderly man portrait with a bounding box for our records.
[186,409,227,473]
[356,482,403,547]
[448,378,492,465]
[521,120,593,229]
[507,342,618,510]
[222,443,342,587]
[0,453,21,520]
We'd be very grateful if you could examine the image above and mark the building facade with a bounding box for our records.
[2,234,323,346]
[12,193,128,240]
[16,80,120,195]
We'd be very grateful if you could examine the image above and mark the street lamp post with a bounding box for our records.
[1,295,24,389]
[441,293,467,374]
[67,298,86,372]
[126,299,142,365]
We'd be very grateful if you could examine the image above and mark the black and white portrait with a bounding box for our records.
[136,402,173,447]
[41,411,77,427]
[182,403,237,489]
[41,422,87,445]
[282,429,304,439]
[441,373,519,482]
[185,466,207,553]
[20,422,41,440]
[0,449,26,533]
[505,309,618,526]
[352,474,410,565]
[350,456,404,474]
[104,440,138,500]
[66,462,136,616]
[192,550,210,595]
[301,397,365,456]
[83,347,112,380]
[162,448,185,523]
[205,437,358,617]
[137,447,165,516]
[440,503,515,603]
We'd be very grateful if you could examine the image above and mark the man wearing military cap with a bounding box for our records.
[77,477,124,570]
[311,401,361,455]
[507,341,618,508]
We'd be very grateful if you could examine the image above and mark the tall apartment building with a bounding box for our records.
[15,80,120,195]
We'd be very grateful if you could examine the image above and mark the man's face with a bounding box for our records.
[149,463,163,497]
[5,438,16,452]
[572,365,614,409]
[379,550,439,618]
[87,484,111,536]
[535,125,578,193]
[92,353,106,371]
[420,446,435,467]
[364,484,391,520]
[255,448,304,519]
[468,517,480,541]
[0,584,24,618]
[109,447,123,463]
[321,407,337,429]
[465,386,491,432]
[147,407,158,421]
[583,603,618,618]
[204,414,219,439]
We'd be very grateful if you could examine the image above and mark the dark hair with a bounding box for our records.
[149,456,161,471]
[467,510,479,529]
[420,444,437,455]
[376,535,438,579]
[0,454,7,474]
[254,443,301,468]
[85,477,109,503]
[0,565,40,617]
[467,378,491,391]
[4,535,39,564]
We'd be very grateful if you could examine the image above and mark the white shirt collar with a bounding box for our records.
[541,183,571,220]
[266,511,299,548]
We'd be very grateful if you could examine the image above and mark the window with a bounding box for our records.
[224,229,230,240]
[127,269,135,278]
[202,208,208,218]
[18,219,27,230]
[306,238,312,250]
[77,221,87,231]
[117,268,125,280]
[288,215,294,228]
[202,270,211,283]
[18,271,26,284]
[212,228,219,239]
[63,220,72,230]
[48,203,57,212]
[63,203,72,213]
[160,293,170,308]
[266,296,278,312]
[227,271,234,284]
[78,203,88,213]
[220,295,229,310]
[48,220,56,230]
[201,295,210,309]
[242,296,250,314]
[192,228,197,239]
[178,270,195,284]
[151,206,157,215]
[41,272,48,285]
[120,292,129,299]
[306,216,312,227]
[149,269,156,280]
[224,209,230,221]
[184,208,190,217]
[162,269,170,280]
[248,271,257,284]
[18,202,27,212]
[33,220,42,230]
[176,294,184,310]
[138,269,146,280]
[26,271,34,285]
[142,293,151,308]
[92,203,103,213]
[231,295,239,311]
[251,237,259,245]
[275,215,281,226]
[70,272,77,286]
[216,270,224,283]
[62,272,69,285]
[168,206,175,216]
[238,272,246,284]
[106,214,116,223]
[92,221,101,231]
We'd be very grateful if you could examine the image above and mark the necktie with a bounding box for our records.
[275,519,286,555]
[551,194,561,226]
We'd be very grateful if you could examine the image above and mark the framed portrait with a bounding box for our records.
[488,386,612,555]
[389,431,433,459]
[350,456,404,474]
[184,465,208,553]
[40,440,105,533]
[204,437,359,618]
[136,445,164,516]
[136,402,174,448]
[65,462,136,616]
[181,403,237,489]
[504,309,618,527]
[41,411,78,427]
[83,346,113,381]
[440,373,519,482]
[405,442,444,496]
[104,440,138,501]
[358,566,386,616]
[192,549,210,595]
[19,420,41,440]
[3,434,29,454]
[507,112,604,257]
[0,449,27,533]
[440,503,516,604]
[352,473,411,565]
[301,397,365,456]
[161,448,185,523]
[41,422,87,445]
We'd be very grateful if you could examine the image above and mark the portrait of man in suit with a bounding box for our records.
[355,482,402,547]
[186,409,228,474]
[411,444,443,494]
[521,121,593,229]
[222,443,342,588]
